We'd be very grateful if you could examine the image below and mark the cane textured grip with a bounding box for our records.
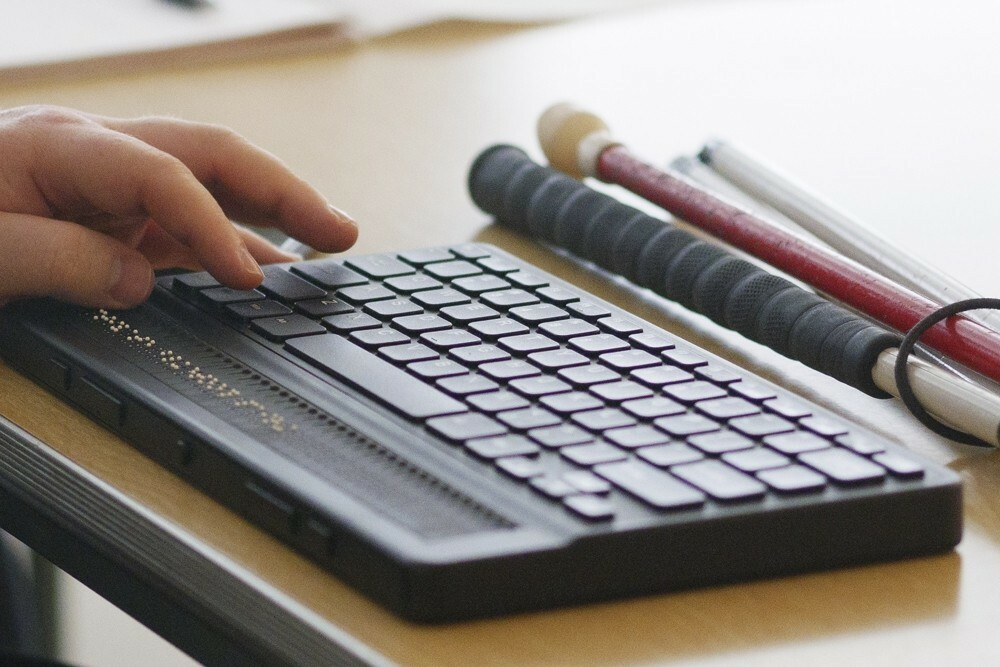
[468,145,898,397]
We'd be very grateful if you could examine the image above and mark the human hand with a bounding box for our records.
[0,105,358,309]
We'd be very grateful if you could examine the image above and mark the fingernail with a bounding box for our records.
[239,244,264,281]
[329,204,357,229]
[107,255,154,307]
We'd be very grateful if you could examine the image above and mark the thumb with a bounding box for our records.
[0,212,155,309]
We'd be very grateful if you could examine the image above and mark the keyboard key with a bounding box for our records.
[566,300,612,320]
[662,381,728,404]
[637,443,704,467]
[528,349,590,371]
[798,448,887,485]
[599,349,661,372]
[426,413,506,442]
[450,243,492,260]
[873,452,925,479]
[630,365,693,387]
[465,434,540,459]
[251,315,326,341]
[411,288,472,308]
[407,358,468,380]
[424,260,483,280]
[835,433,887,456]
[604,425,671,449]
[508,376,572,398]
[481,258,524,275]
[392,314,452,334]
[569,334,630,355]
[226,300,292,322]
[756,465,827,494]
[696,397,761,420]
[729,381,779,402]
[291,261,368,288]
[200,286,265,306]
[498,333,559,354]
[449,344,511,365]
[563,494,615,521]
[468,317,530,339]
[662,348,709,369]
[397,247,456,265]
[171,271,220,294]
[419,329,482,350]
[629,332,677,352]
[466,390,530,414]
[495,456,545,479]
[620,396,685,419]
[596,316,644,336]
[480,289,539,309]
[538,392,604,415]
[589,380,652,403]
[528,424,594,448]
[530,476,578,499]
[671,460,767,501]
[562,470,612,494]
[561,442,628,466]
[322,312,382,333]
[572,408,637,432]
[536,286,579,305]
[295,297,354,317]
[537,318,599,340]
[496,407,562,430]
[260,266,328,301]
[384,274,443,293]
[653,414,720,438]
[378,342,438,363]
[505,271,547,288]
[763,397,813,420]
[479,359,541,381]
[763,431,831,455]
[687,431,755,455]
[594,460,705,510]
[336,284,396,304]
[286,334,466,420]
[558,364,620,387]
[729,414,796,438]
[694,365,743,385]
[452,274,510,294]
[800,416,850,438]
[345,254,415,278]
[439,303,501,324]
[508,303,570,325]
[436,374,500,397]
[722,448,790,472]
[349,327,410,349]
[364,298,423,319]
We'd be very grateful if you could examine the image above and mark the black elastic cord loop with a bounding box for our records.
[894,297,1000,447]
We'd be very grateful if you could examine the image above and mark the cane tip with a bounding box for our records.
[537,103,612,178]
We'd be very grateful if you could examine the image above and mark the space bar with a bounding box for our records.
[285,334,467,420]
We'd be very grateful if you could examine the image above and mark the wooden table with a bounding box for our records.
[2,0,999,663]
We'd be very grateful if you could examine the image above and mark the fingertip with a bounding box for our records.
[237,244,265,285]
[309,204,359,253]
[105,252,156,309]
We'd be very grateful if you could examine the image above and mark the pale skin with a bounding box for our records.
[0,105,358,309]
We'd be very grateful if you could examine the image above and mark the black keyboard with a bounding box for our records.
[0,243,962,622]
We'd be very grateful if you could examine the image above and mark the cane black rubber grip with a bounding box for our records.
[468,145,899,397]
